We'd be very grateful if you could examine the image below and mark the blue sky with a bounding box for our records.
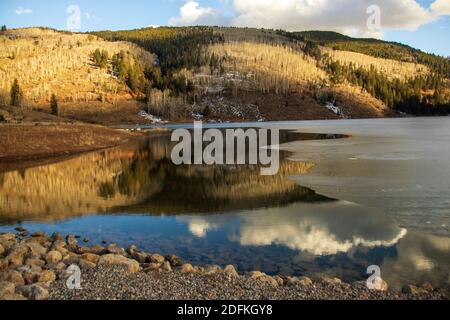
[1,0,449,56]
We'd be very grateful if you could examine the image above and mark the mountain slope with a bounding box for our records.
[1,27,449,125]
[0,28,155,106]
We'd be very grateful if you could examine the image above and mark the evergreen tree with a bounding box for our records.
[50,94,58,115]
[10,79,21,107]
[1,25,6,32]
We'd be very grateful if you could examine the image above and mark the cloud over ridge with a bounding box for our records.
[170,0,450,38]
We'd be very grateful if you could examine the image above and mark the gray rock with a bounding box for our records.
[17,284,49,300]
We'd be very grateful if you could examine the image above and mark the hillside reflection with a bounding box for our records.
[0,131,326,223]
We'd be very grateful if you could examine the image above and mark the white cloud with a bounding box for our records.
[169,0,230,26]
[431,0,450,15]
[170,0,450,38]
[15,7,33,15]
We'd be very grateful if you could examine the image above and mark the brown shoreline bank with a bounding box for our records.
[0,231,448,300]
[0,123,142,172]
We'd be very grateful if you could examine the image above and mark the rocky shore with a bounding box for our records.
[1,231,448,300]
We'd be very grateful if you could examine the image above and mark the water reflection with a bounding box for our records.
[0,129,448,288]
[0,131,323,222]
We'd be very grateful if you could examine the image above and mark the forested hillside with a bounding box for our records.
[0,28,155,107]
[1,26,448,124]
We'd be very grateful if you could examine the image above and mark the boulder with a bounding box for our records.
[22,271,40,285]
[162,261,172,272]
[45,251,62,264]
[180,263,195,274]
[7,243,29,266]
[131,251,148,264]
[38,270,56,283]
[89,245,107,255]
[17,284,49,300]
[259,276,279,287]
[273,276,284,286]
[150,254,165,264]
[98,254,140,273]
[203,265,222,275]
[127,245,137,254]
[402,285,427,295]
[51,233,64,241]
[166,255,182,267]
[297,276,313,287]
[3,270,25,286]
[31,231,46,238]
[421,282,434,292]
[323,277,342,285]
[143,263,162,272]
[223,265,238,277]
[249,271,265,280]
[78,259,96,270]
[106,244,126,256]
[0,259,8,271]
[65,235,78,247]
[26,242,47,256]
[0,293,27,300]
[81,253,100,264]
[25,258,46,268]
[0,281,15,298]
[0,233,16,241]
[25,236,51,246]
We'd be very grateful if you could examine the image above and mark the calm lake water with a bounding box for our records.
[1,118,449,289]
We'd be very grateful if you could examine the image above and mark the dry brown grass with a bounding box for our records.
[0,123,138,162]
[0,28,155,105]
[322,48,429,80]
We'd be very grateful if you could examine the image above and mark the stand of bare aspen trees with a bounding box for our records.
[208,42,328,95]
[0,28,155,105]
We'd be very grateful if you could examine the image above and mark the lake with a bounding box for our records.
[1,117,449,289]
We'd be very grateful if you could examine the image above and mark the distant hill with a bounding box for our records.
[286,30,450,77]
